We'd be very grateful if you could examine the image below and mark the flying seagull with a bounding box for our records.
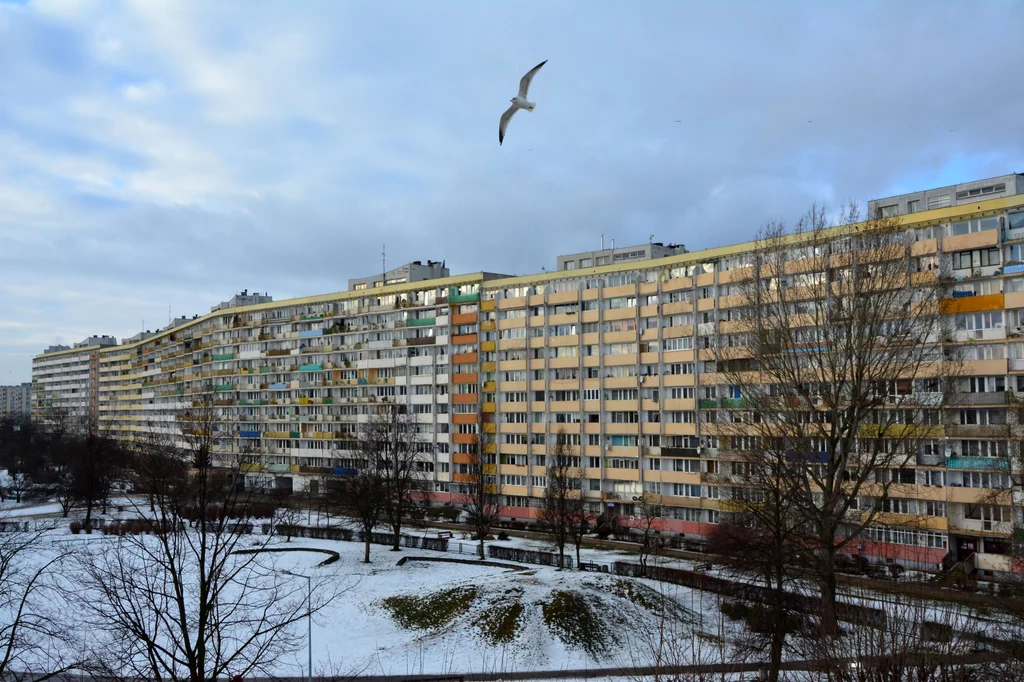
[499,59,547,145]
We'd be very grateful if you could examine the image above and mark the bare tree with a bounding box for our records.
[75,393,340,681]
[330,446,386,564]
[721,204,956,631]
[803,590,982,682]
[566,466,595,570]
[73,428,129,528]
[458,438,500,560]
[363,403,421,551]
[634,493,664,573]
[539,429,580,569]
[0,527,82,680]
[622,583,737,682]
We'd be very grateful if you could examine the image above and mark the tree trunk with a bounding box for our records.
[364,537,371,563]
[84,500,93,528]
[819,549,839,633]
[391,521,401,551]
[768,573,785,682]
[478,535,485,560]
[575,543,582,570]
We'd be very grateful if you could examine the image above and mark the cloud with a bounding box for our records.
[1,0,1023,382]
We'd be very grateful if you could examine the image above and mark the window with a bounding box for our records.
[953,248,999,270]
[926,195,951,209]
[906,199,920,214]
[672,484,701,498]
[564,260,577,270]
[877,204,898,218]
[956,183,1006,200]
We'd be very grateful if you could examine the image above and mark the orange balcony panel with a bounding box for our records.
[452,312,477,325]
[453,413,479,424]
[452,334,477,345]
[452,393,479,404]
[943,230,998,252]
[452,452,473,464]
[453,473,476,483]
[453,372,479,384]
[453,433,478,445]
[940,293,1004,314]
[452,352,478,364]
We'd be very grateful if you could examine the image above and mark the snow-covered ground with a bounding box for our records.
[0,498,1011,677]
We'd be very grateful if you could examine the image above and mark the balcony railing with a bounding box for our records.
[946,456,1009,470]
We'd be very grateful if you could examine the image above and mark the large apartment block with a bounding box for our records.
[0,383,32,420]
[30,336,118,429]
[32,173,1024,574]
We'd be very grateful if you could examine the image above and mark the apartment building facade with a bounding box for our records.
[30,336,118,430]
[33,174,1024,574]
[0,383,32,420]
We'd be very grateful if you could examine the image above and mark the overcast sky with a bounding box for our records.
[2,0,1023,383]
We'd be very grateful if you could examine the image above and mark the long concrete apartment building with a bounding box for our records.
[32,173,1024,574]
[30,335,118,430]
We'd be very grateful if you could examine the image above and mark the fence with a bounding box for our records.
[489,545,575,569]
[612,561,887,628]
[0,519,68,533]
[269,524,450,552]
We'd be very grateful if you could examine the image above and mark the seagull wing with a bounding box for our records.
[499,104,518,145]
[518,59,547,99]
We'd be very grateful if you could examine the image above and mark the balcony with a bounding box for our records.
[698,399,718,409]
[212,353,234,361]
[946,392,1008,406]
[946,456,1009,470]
[299,364,323,372]
[239,430,261,439]
[944,424,1009,438]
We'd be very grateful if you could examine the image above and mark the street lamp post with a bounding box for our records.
[281,570,312,682]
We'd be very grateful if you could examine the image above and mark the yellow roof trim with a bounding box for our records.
[484,193,1024,289]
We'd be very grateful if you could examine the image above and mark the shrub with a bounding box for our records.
[497,532,510,541]
[69,521,82,535]
[720,601,750,621]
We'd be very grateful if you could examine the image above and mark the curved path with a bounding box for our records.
[230,546,340,566]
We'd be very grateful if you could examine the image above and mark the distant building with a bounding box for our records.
[212,290,273,312]
[0,383,32,420]
[348,261,449,291]
[556,242,688,272]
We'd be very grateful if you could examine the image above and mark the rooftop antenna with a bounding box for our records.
[382,244,386,287]
[601,233,604,251]
[649,234,654,245]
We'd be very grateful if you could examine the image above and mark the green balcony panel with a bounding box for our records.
[407,317,436,327]
[946,456,1009,470]
[212,353,234,361]
[288,431,301,439]
[214,384,234,392]
[323,397,333,404]
[698,399,718,409]
[299,364,323,371]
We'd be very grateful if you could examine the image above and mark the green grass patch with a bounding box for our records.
[541,590,614,658]
[381,586,478,631]
[475,589,525,646]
